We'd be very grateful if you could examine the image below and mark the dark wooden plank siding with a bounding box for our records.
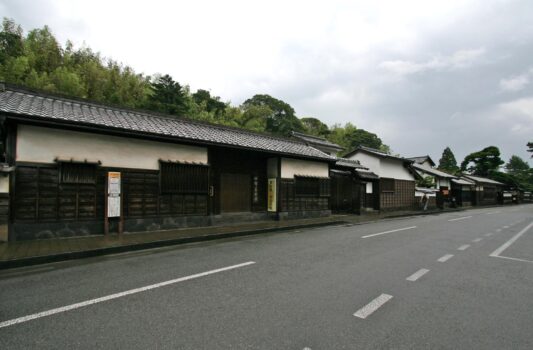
[280,178,330,212]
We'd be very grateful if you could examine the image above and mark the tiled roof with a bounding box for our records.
[334,157,367,169]
[463,175,504,186]
[344,146,413,163]
[291,131,344,151]
[412,163,456,179]
[0,84,336,161]
[452,178,475,186]
[407,155,435,166]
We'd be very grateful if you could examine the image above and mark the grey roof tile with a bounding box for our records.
[0,86,334,161]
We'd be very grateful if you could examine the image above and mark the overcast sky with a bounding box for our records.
[2,0,533,165]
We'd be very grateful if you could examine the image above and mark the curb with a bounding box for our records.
[0,220,348,270]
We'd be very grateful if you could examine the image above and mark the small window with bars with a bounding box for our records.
[160,161,209,194]
[60,162,97,184]
[380,178,395,192]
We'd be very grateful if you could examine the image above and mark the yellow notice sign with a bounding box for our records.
[267,178,277,212]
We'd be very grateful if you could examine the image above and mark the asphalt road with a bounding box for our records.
[1,205,532,349]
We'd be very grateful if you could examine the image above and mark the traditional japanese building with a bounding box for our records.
[407,155,456,208]
[344,146,417,211]
[462,175,504,206]
[0,83,335,241]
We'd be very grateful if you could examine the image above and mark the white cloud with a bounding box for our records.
[499,69,533,91]
[379,48,485,76]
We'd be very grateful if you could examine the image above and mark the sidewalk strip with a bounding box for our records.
[458,244,470,251]
[438,254,454,262]
[361,226,417,238]
[353,294,393,319]
[448,216,472,222]
[406,268,430,281]
[490,221,533,258]
[0,261,256,329]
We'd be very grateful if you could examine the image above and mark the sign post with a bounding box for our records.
[267,178,277,212]
[105,172,123,235]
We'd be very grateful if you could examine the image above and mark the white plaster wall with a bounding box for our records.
[366,182,373,194]
[436,178,451,189]
[0,175,9,193]
[280,158,329,178]
[347,152,380,174]
[380,158,415,181]
[17,125,208,170]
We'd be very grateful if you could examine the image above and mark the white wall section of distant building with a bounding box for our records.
[380,158,413,180]
[280,158,329,178]
[16,125,208,170]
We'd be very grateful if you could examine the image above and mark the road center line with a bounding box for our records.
[490,221,533,258]
[438,254,454,262]
[472,238,483,243]
[406,268,430,281]
[485,211,500,215]
[0,261,256,329]
[484,233,493,237]
[496,229,502,232]
[503,226,509,229]
[458,244,470,251]
[361,226,417,238]
[448,216,472,222]
[353,293,393,319]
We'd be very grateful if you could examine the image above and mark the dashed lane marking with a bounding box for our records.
[472,238,483,243]
[484,233,493,237]
[361,226,417,239]
[448,216,472,222]
[458,244,471,251]
[438,254,454,262]
[354,294,393,319]
[0,261,256,329]
[406,268,430,281]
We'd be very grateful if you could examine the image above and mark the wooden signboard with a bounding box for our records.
[267,178,277,212]
[105,171,123,234]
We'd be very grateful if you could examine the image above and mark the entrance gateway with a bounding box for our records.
[220,173,251,213]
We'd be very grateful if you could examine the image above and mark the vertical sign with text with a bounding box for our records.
[267,178,277,212]
[107,172,121,217]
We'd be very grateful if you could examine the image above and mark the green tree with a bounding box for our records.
[240,104,272,132]
[300,117,329,137]
[192,89,226,116]
[145,74,187,116]
[460,146,504,176]
[330,123,387,152]
[437,147,460,174]
[528,142,533,157]
[0,18,24,65]
[242,94,303,136]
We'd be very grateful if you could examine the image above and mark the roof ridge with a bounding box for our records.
[1,82,311,148]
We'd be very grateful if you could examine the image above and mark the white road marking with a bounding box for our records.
[484,233,493,237]
[472,238,483,243]
[458,244,470,251]
[406,268,430,281]
[438,254,454,262]
[0,261,256,329]
[448,216,472,222]
[490,221,533,258]
[496,229,502,232]
[353,294,393,319]
[491,255,533,264]
[485,211,500,215]
[503,226,509,229]
[361,226,417,238]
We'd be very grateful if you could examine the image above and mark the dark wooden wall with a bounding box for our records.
[12,164,208,224]
[279,178,330,212]
[379,179,416,211]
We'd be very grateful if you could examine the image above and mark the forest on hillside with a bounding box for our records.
[0,18,389,153]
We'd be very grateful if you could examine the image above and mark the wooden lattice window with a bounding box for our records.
[381,178,395,192]
[60,162,97,184]
[160,162,209,194]
[295,177,319,197]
